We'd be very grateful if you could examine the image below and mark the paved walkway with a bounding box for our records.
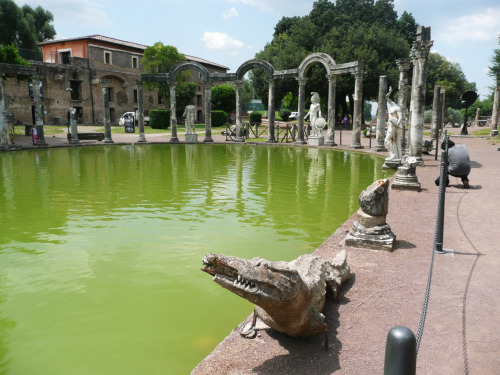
[7,127,500,374]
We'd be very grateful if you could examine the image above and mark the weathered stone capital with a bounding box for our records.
[396,58,412,72]
[268,79,276,88]
[296,77,308,86]
[352,70,366,80]
[410,41,434,60]
[235,80,244,88]
[169,82,177,89]
[100,78,111,88]
[135,80,142,88]
[326,74,337,83]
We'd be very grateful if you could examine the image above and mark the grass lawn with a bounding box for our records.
[14,123,224,136]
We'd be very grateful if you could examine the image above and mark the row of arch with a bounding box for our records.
[138,53,366,147]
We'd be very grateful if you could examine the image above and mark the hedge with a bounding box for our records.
[211,110,228,127]
[150,110,170,129]
[279,108,291,121]
[249,112,262,124]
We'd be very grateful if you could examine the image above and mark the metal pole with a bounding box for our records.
[435,132,449,254]
[384,326,416,375]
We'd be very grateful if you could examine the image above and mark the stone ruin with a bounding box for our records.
[201,250,350,348]
[345,178,396,251]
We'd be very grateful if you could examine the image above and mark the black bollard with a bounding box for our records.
[384,326,416,375]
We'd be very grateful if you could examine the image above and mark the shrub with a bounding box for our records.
[444,108,463,124]
[211,110,228,127]
[211,84,236,114]
[424,109,433,124]
[249,112,262,124]
[149,110,170,129]
[279,108,292,121]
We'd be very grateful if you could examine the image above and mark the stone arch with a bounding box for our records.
[170,61,209,83]
[97,72,128,84]
[235,59,274,80]
[297,53,336,79]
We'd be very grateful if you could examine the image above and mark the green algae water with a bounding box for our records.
[0,144,393,374]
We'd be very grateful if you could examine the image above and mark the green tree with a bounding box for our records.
[211,84,236,114]
[251,0,417,121]
[488,36,500,86]
[0,0,55,50]
[0,44,29,65]
[142,42,196,117]
[426,52,475,108]
[242,79,255,109]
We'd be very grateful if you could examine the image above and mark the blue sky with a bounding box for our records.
[16,0,500,99]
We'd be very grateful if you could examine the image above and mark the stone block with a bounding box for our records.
[308,136,324,146]
[185,133,198,143]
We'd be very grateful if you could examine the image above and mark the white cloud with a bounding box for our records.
[230,0,312,15]
[14,0,109,27]
[436,7,500,44]
[223,7,239,18]
[201,31,244,55]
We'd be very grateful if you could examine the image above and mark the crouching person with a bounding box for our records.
[435,139,471,188]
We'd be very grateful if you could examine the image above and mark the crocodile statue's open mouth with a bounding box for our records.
[202,255,259,294]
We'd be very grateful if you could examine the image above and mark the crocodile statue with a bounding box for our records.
[201,250,350,348]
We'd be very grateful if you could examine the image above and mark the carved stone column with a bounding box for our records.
[409,26,433,164]
[349,68,364,149]
[235,80,244,142]
[430,85,441,142]
[397,58,411,154]
[100,79,114,144]
[326,74,337,146]
[266,79,276,143]
[69,108,80,144]
[169,83,179,143]
[296,78,307,144]
[136,81,146,143]
[203,82,213,142]
[440,89,446,136]
[32,76,47,146]
[491,87,499,136]
[374,75,387,151]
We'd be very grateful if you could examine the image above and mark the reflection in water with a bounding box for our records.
[0,145,393,374]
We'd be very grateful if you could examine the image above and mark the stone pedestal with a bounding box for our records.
[392,164,421,191]
[345,214,396,252]
[382,158,401,169]
[185,133,198,143]
[308,135,324,146]
[344,178,396,252]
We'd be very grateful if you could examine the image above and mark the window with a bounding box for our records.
[104,51,112,65]
[60,51,71,64]
[134,89,138,104]
[197,95,202,106]
[132,56,139,69]
[70,80,81,101]
[28,81,43,99]
[158,94,162,105]
[107,87,114,102]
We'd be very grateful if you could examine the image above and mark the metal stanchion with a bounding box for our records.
[435,132,449,254]
[384,326,416,375]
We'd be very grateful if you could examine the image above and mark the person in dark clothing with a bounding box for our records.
[435,139,471,188]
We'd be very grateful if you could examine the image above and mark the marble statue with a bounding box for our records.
[304,92,326,137]
[183,105,196,134]
[201,250,350,348]
[384,87,403,161]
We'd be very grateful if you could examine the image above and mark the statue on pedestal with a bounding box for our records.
[304,92,326,137]
[384,87,403,162]
[183,105,196,134]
